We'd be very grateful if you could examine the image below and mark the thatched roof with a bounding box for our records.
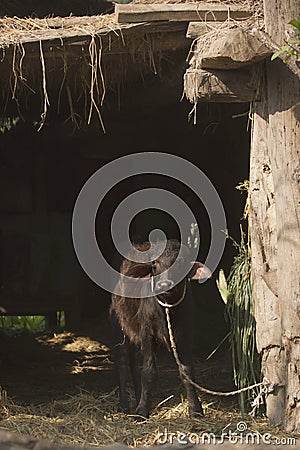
[0,0,261,47]
[0,14,190,131]
[0,15,125,47]
[0,0,261,131]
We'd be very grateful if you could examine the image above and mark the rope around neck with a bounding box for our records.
[164,307,273,400]
[155,282,186,308]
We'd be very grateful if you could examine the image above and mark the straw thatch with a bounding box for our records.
[0,0,262,130]
[0,11,191,131]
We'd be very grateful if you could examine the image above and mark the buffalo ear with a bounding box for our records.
[189,262,212,281]
[125,263,151,279]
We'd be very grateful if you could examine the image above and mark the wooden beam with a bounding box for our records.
[24,25,189,55]
[0,297,77,315]
[190,28,271,69]
[6,26,189,71]
[0,15,188,48]
[115,3,251,24]
[184,67,260,103]
[186,21,224,39]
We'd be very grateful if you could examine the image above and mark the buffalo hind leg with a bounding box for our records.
[111,311,130,413]
[129,343,142,407]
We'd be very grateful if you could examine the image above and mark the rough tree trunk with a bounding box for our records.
[250,0,300,432]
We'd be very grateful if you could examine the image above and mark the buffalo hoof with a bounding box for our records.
[134,407,149,421]
[189,410,204,419]
[117,403,130,414]
[133,413,148,423]
[189,404,204,418]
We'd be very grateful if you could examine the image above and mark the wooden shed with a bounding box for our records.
[0,0,298,433]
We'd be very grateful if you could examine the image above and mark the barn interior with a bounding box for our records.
[0,6,252,436]
[0,70,250,345]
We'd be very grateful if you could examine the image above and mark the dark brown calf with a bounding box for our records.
[110,239,211,419]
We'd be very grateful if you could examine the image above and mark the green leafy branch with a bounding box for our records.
[271,19,300,63]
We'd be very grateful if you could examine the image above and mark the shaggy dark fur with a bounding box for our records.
[110,239,206,419]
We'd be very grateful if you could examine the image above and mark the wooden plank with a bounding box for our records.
[13,26,189,63]
[184,67,259,103]
[1,22,188,58]
[188,27,271,69]
[45,312,59,331]
[186,21,224,38]
[0,298,75,315]
[115,3,251,24]
[56,24,189,53]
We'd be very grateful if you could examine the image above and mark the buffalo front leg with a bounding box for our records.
[180,362,203,417]
[114,341,130,413]
[135,342,157,419]
[175,342,203,417]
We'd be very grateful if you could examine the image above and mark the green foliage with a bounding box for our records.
[225,229,261,414]
[0,312,65,334]
[0,117,20,133]
[216,269,229,304]
[215,230,261,413]
[0,316,46,334]
[271,19,300,63]
[187,222,199,250]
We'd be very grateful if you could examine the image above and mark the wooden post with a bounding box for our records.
[250,0,300,432]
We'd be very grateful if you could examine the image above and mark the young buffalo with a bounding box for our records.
[110,239,211,419]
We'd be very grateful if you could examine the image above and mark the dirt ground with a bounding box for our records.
[0,318,233,405]
[0,322,298,447]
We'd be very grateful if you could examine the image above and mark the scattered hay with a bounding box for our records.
[0,390,298,447]
[37,332,110,354]
[35,332,113,375]
[0,331,297,446]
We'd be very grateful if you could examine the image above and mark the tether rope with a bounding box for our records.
[164,307,273,400]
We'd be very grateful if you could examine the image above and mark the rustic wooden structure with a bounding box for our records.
[0,0,299,433]
[0,3,251,330]
[183,0,300,431]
